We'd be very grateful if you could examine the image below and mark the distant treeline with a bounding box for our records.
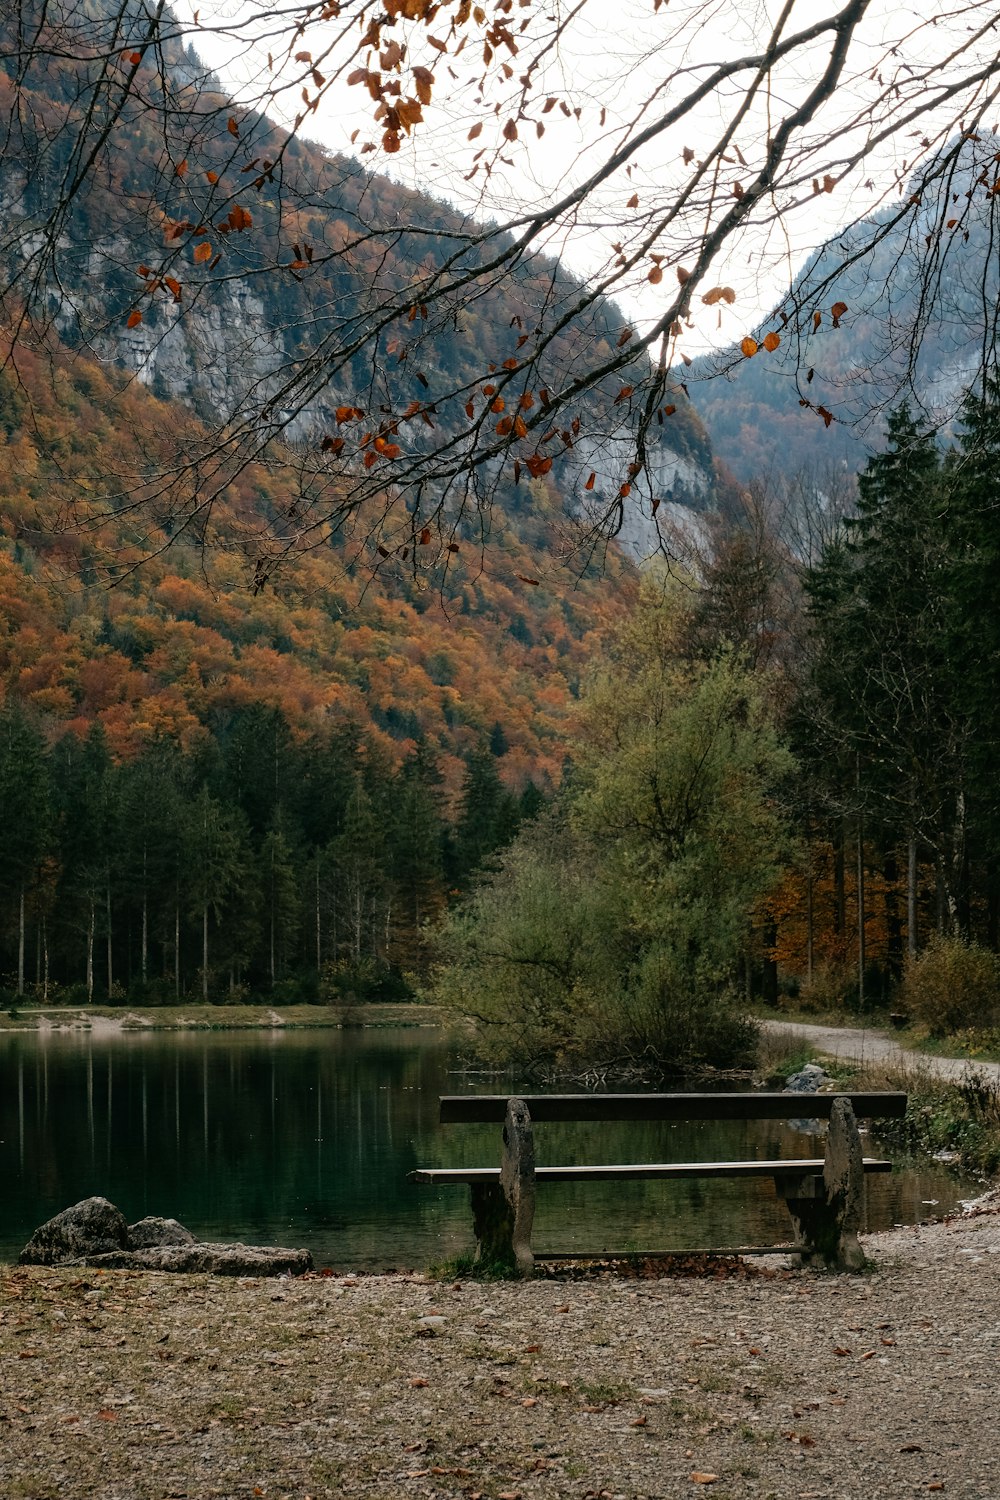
[0,702,543,1004]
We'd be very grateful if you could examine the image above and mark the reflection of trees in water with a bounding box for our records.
[1,1031,450,1261]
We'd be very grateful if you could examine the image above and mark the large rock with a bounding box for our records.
[19,1196,129,1266]
[128,1216,196,1249]
[82,1243,314,1275]
[19,1199,313,1275]
[784,1062,829,1094]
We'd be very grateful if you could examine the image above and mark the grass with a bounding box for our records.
[428,1251,522,1281]
[827,1054,1000,1178]
[752,1026,824,1085]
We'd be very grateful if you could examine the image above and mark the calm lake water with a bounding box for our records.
[0,1024,978,1269]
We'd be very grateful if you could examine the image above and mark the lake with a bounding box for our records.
[0,1023,976,1269]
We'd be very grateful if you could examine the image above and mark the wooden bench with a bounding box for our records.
[410,1091,907,1274]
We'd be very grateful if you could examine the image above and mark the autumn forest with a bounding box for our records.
[3,0,1000,1065]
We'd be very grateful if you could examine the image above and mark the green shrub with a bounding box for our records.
[899,934,1000,1035]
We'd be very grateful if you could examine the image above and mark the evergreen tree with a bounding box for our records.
[333,777,388,965]
[55,725,115,999]
[452,742,520,882]
[388,743,446,955]
[800,406,957,953]
[0,706,51,995]
[184,787,254,1000]
[943,376,1000,936]
[115,740,189,991]
[259,813,301,985]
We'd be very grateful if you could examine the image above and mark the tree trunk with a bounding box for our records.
[761,916,778,1007]
[883,850,902,983]
[174,897,181,999]
[106,881,113,998]
[833,821,846,940]
[987,856,999,951]
[907,835,918,960]
[856,819,866,1009]
[202,904,209,1002]
[17,883,25,998]
[942,790,967,938]
[42,914,49,1002]
[141,842,148,984]
[805,851,814,987]
[315,861,321,973]
[87,896,95,1002]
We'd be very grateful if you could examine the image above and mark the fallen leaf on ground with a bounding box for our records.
[691,1476,719,1486]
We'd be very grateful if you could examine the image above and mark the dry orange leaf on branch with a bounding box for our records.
[740,336,758,357]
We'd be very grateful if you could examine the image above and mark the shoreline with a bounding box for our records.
[0,1000,456,1034]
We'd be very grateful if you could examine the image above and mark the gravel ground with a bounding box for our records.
[4,1200,1000,1500]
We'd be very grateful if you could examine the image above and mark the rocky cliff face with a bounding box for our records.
[0,0,722,560]
[690,136,1000,484]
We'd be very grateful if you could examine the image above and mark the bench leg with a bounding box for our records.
[500,1097,536,1276]
[778,1098,866,1271]
[470,1182,518,1272]
[468,1098,536,1276]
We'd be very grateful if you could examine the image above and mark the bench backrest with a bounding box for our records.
[439,1091,907,1124]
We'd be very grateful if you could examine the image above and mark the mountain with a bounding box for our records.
[0,0,723,570]
[0,2,694,997]
[690,136,1000,484]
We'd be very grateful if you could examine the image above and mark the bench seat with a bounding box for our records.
[411,1157,892,1184]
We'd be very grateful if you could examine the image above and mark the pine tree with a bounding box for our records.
[184,787,253,1001]
[333,777,388,966]
[388,742,446,957]
[801,405,962,954]
[452,743,519,883]
[259,814,301,985]
[0,706,51,995]
[944,376,1000,933]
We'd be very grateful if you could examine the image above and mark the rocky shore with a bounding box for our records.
[3,1198,1000,1499]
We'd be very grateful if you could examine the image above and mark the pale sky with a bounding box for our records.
[171,0,993,355]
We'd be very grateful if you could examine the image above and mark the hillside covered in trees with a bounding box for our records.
[0,326,639,1003]
[5,0,1000,1062]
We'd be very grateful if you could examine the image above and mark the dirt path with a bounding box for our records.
[761,1017,1000,1085]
